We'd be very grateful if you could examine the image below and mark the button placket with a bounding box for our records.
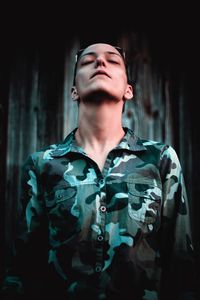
[95,176,107,274]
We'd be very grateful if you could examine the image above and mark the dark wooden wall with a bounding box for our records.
[0,10,199,282]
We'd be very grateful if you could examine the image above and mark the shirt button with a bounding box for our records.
[99,179,104,185]
[97,235,104,242]
[100,205,106,213]
[95,265,102,273]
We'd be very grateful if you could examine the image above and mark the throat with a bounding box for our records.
[75,126,125,171]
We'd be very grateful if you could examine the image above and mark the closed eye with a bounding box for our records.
[79,53,123,66]
[79,55,95,65]
[107,59,120,64]
[106,54,123,65]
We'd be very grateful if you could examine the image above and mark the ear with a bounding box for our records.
[123,84,133,101]
[71,86,79,101]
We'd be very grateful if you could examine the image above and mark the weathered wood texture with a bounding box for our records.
[0,31,198,272]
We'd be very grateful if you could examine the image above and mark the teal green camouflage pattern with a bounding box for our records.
[2,127,194,299]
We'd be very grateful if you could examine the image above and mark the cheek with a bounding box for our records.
[114,71,127,82]
[77,67,91,79]
[115,76,128,90]
[76,74,90,90]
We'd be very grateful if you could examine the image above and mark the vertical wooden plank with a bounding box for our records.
[63,39,79,137]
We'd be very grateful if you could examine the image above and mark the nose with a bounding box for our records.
[95,55,106,67]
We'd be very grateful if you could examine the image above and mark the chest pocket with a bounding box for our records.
[45,185,77,208]
[44,185,80,244]
[127,180,162,224]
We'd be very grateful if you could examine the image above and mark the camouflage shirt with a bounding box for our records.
[3,127,194,299]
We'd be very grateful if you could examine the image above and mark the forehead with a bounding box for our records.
[81,43,121,56]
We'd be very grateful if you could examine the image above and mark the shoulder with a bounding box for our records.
[138,137,180,171]
[23,129,76,167]
[140,138,182,180]
[125,127,179,162]
[140,137,179,161]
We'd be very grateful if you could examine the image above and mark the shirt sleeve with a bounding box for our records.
[159,145,196,299]
[1,154,49,297]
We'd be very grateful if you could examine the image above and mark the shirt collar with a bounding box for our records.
[50,127,146,157]
[115,127,147,152]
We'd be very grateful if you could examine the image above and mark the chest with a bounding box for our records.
[87,151,108,172]
[42,153,162,236]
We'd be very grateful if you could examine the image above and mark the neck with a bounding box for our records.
[75,101,125,151]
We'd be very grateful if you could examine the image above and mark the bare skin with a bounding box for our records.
[75,102,125,171]
[71,43,133,171]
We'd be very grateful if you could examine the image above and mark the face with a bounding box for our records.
[71,43,133,103]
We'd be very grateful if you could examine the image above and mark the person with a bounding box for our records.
[0,43,196,299]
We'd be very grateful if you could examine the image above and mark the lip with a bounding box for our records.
[91,70,111,78]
